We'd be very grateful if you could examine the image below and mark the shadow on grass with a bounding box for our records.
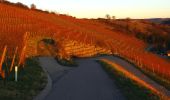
[97,60,160,100]
[114,55,170,91]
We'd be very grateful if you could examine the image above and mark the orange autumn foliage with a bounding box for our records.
[0,2,169,82]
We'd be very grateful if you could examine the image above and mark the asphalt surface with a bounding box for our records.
[39,57,125,100]
[39,57,73,84]
[39,56,170,100]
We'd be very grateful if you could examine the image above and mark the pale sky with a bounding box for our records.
[8,0,170,18]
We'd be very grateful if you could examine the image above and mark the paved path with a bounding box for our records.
[39,57,73,84]
[39,57,125,100]
[39,56,170,100]
[99,56,170,98]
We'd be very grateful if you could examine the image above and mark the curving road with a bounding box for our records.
[39,57,125,100]
[39,56,170,100]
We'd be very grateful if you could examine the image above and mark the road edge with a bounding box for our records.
[33,58,52,100]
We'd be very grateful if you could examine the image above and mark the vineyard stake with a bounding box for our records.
[15,66,18,82]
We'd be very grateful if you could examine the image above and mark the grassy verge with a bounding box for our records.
[114,55,170,90]
[55,57,78,67]
[97,60,160,100]
[0,57,47,100]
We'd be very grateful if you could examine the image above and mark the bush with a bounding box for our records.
[42,38,55,45]
[55,57,78,67]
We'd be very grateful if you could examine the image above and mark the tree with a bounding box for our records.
[31,4,36,9]
[16,2,29,9]
[105,14,111,20]
[112,16,116,20]
[126,17,131,21]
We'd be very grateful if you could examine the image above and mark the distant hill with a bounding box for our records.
[162,20,170,25]
[96,18,170,50]
[146,18,170,25]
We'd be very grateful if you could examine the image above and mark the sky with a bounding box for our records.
[8,0,170,18]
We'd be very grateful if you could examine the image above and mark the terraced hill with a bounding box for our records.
[0,2,170,85]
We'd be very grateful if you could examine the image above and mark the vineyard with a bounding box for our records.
[0,1,170,86]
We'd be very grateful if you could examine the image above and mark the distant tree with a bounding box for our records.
[15,2,29,9]
[31,4,36,9]
[0,1,29,9]
[112,16,116,20]
[106,14,111,20]
[126,17,131,21]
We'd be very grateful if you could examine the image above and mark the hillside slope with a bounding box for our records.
[97,18,170,52]
[0,3,170,83]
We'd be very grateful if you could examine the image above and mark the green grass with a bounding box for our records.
[55,57,78,67]
[0,57,47,100]
[97,60,160,100]
[114,55,170,91]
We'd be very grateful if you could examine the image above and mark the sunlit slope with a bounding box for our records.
[0,3,170,81]
[0,3,113,57]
